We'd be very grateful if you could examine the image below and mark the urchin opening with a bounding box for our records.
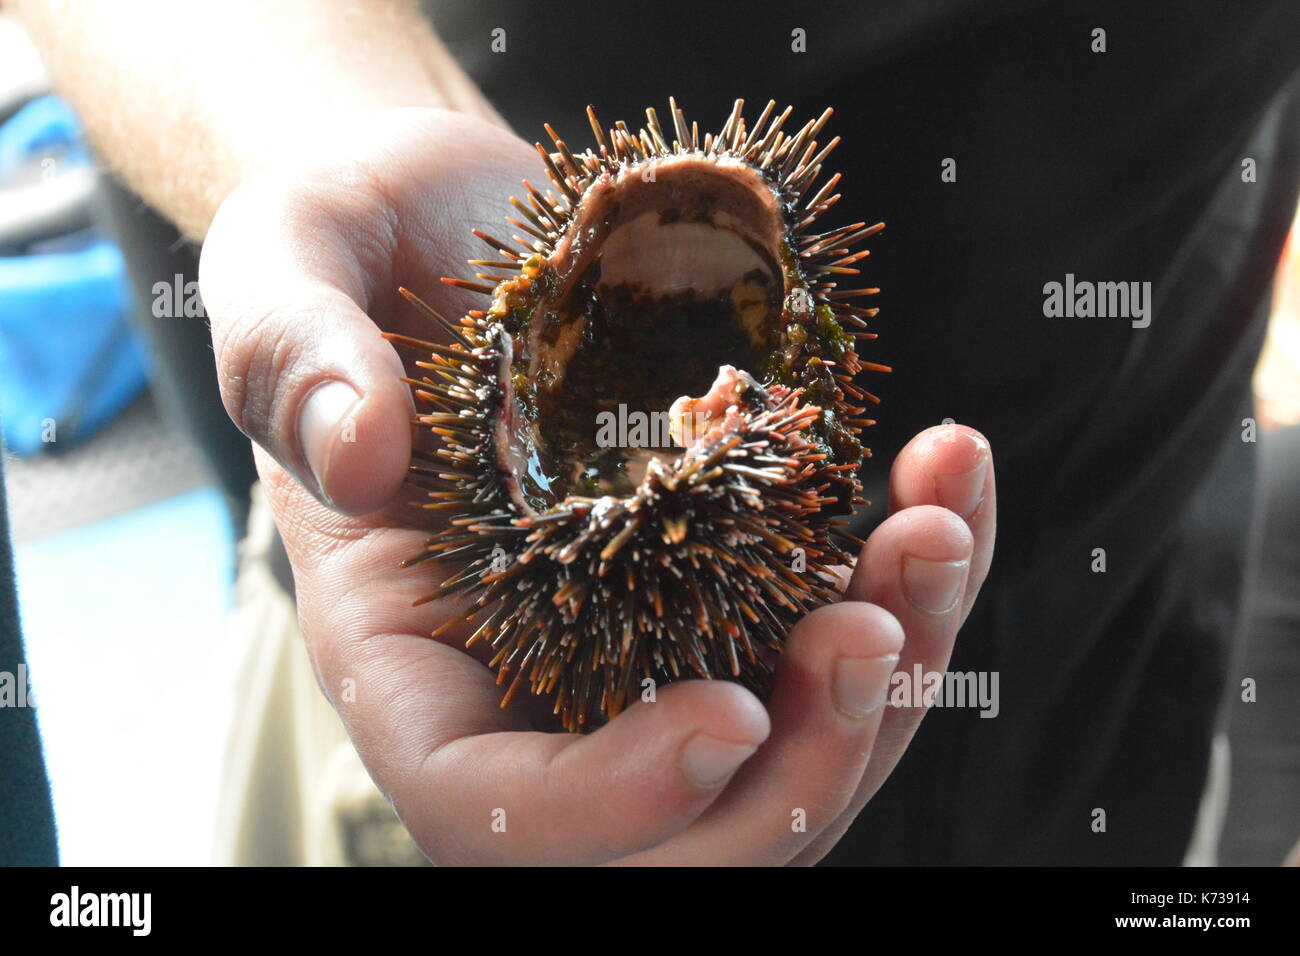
[504,159,797,506]
[551,221,777,461]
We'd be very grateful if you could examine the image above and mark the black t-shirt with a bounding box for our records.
[427,0,1300,863]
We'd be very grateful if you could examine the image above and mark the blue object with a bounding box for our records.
[0,95,89,174]
[0,96,148,455]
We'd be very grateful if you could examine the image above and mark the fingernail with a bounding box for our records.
[298,380,361,497]
[681,735,757,788]
[935,454,988,519]
[832,654,899,719]
[902,555,968,615]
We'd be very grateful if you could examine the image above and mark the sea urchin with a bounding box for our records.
[389,99,886,731]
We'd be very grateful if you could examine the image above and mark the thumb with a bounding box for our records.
[199,171,413,515]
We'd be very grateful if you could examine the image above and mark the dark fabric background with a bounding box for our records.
[0,462,57,866]
[426,0,1300,863]
[1220,425,1300,865]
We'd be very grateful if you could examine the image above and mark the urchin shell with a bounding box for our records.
[391,99,886,731]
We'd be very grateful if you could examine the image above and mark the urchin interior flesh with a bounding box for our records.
[392,99,886,731]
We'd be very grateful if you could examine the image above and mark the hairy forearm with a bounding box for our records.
[12,0,500,239]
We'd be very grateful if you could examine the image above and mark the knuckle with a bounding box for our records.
[214,299,314,449]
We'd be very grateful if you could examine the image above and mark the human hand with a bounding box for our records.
[200,107,997,865]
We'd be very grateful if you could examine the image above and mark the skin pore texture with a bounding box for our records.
[12,0,997,864]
